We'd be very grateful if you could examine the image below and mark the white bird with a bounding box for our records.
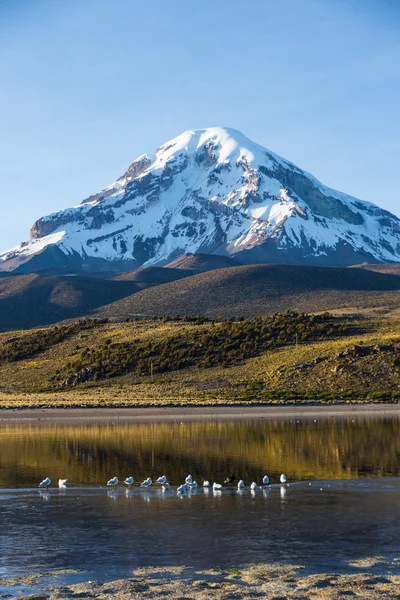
[237,480,245,488]
[185,474,193,484]
[107,476,118,489]
[188,480,198,488]
[280,474,287,484]
[262,475,269,485]
[39,477,51,489]
[212,482,222,490]
[140,477,152,488]
[124,476,134,487]
[58,479,68,488]
[177,483,188,493]
[155,475,167,484]
[250,482,259,490]
[203,480,210,487]
[161,482,170,491]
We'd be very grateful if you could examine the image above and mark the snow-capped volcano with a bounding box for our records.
[1,127,400,272]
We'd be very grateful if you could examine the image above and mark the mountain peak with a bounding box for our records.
[0,127,399,273]
[155,126,271,168]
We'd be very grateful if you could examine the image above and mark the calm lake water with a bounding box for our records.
[1,415,400,595]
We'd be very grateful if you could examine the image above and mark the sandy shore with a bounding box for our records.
[1,403,399,422]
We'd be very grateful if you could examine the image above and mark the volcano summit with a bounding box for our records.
[1,127,399,273]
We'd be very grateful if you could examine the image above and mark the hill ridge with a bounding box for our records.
[98,263,400,320]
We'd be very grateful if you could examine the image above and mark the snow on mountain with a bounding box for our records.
[1,127,399,273]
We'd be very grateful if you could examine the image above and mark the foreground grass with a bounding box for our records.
[1,314,400,408]
[3,560,400,599]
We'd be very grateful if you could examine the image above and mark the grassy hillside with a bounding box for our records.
[0,273,138,331]
[165,252,239,270]
[1,311,399,408]
[352,263,400,276]
[115,266,194,284]
[2,263,400,332]
[98,264,400,320]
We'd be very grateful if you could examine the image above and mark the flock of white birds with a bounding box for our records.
[38,473,287,492]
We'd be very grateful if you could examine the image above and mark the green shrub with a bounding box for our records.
[0,319,102,364]
[58,312,346,385]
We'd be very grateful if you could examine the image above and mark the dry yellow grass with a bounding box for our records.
[1,315,400,408]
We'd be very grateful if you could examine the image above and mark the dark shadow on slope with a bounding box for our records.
[0,274,139,331]
[97,264,400,319]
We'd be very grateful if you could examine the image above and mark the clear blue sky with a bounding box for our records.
[0,0,399,250]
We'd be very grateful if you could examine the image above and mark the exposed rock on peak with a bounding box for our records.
[1,127,399,273]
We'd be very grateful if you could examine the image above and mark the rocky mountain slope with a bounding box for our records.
[1,127,399,273]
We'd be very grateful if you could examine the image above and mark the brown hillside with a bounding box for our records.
[98,264,400,319]
[165,252,239,271]
[351,263,400,276]
[0,273,138,331]
[115,266,194,284]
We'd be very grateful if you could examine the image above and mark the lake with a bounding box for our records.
[1,413,400,596]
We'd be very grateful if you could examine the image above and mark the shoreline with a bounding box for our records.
[3,561,400,599]
[1,402,399,422]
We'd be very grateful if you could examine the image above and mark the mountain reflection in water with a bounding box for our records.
[1,416,400,488]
